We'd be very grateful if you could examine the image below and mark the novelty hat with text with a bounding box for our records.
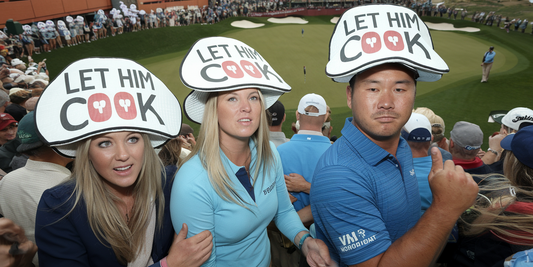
[326,4,449,83]
[180,36,291,124]
[35,58,182,157]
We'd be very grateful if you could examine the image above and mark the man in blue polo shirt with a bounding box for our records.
[272,93,331,266]
[481,46,495,83]
[310,5,479,267]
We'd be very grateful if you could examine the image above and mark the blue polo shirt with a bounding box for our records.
[483,51,496,63]
[277,133,331,211]
[310,118,421,266]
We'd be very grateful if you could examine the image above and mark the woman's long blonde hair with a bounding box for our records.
[182,90,274,206]
[68,133,165,264]
[460,174,533,245]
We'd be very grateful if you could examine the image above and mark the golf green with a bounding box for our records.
[33,15,532,147]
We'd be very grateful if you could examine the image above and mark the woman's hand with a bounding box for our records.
[302,237,337,267]
[166,223,213,267]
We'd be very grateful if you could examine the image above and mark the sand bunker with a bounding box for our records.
[329,18,479,33]
[425,22,480,32]
[267,16,308,24]
[231,20,265,28]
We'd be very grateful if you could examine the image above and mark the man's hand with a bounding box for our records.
[284,173,311,194]
[488,133,505,152]
[0,218,37,267]
[302,237,337,267]
[428,147,478,218]
[289,193,298,204]
[166,223,213,267]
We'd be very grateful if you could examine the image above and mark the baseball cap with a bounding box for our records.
[488,110,508,124]
[500,126,533,169]
[0,113,17,131]
[267,100,285,126]
[401,113,431,142]
[501,107,533,131]
[10,58,25,67]
[16,111,44,153]
[297,93,327,117]
[450,121,483,150]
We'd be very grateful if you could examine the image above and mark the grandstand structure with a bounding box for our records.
[0,0,209,28]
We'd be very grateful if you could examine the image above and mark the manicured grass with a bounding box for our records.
[32,15,532,149]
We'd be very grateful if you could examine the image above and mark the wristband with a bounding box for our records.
[488,148,499,155]
[298,233,311,250]
[160,257,168,267]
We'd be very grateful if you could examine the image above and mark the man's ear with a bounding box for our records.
[346,85,353,109]
[296,110,300,121]
[282,113,286,123]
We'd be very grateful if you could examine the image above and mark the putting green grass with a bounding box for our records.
[32,15,532,148]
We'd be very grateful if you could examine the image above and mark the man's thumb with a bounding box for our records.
[429,147,443,180]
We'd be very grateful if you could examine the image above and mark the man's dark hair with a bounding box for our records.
[348,63,418,92]
[179,123,194,136]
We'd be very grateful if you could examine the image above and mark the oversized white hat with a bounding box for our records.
[35,58,182,158]
[180,36,291,124]
[326,4,449,83]
[66,16,74,23]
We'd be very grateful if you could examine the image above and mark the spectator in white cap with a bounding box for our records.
[311,4,478,267]
[34,58,212,266]
[10,58,26,71]
[401,113,433,215]
[274,93,332,266]
[172,37,332,267]
[482,107,533,171]
[501,107,533,133]
[413,107,453,162]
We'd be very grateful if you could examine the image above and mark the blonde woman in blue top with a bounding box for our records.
[171,37,333,267]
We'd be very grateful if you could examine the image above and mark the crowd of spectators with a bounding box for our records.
[0,0,288,58]
[1,2,533,267]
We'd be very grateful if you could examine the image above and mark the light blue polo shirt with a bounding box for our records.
[277,133,331,211]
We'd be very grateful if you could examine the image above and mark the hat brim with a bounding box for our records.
[500,133,514,151]
[329,60,443,83]
[50,130,171,158]
[184,89,283,124]
[17,141,44,153]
